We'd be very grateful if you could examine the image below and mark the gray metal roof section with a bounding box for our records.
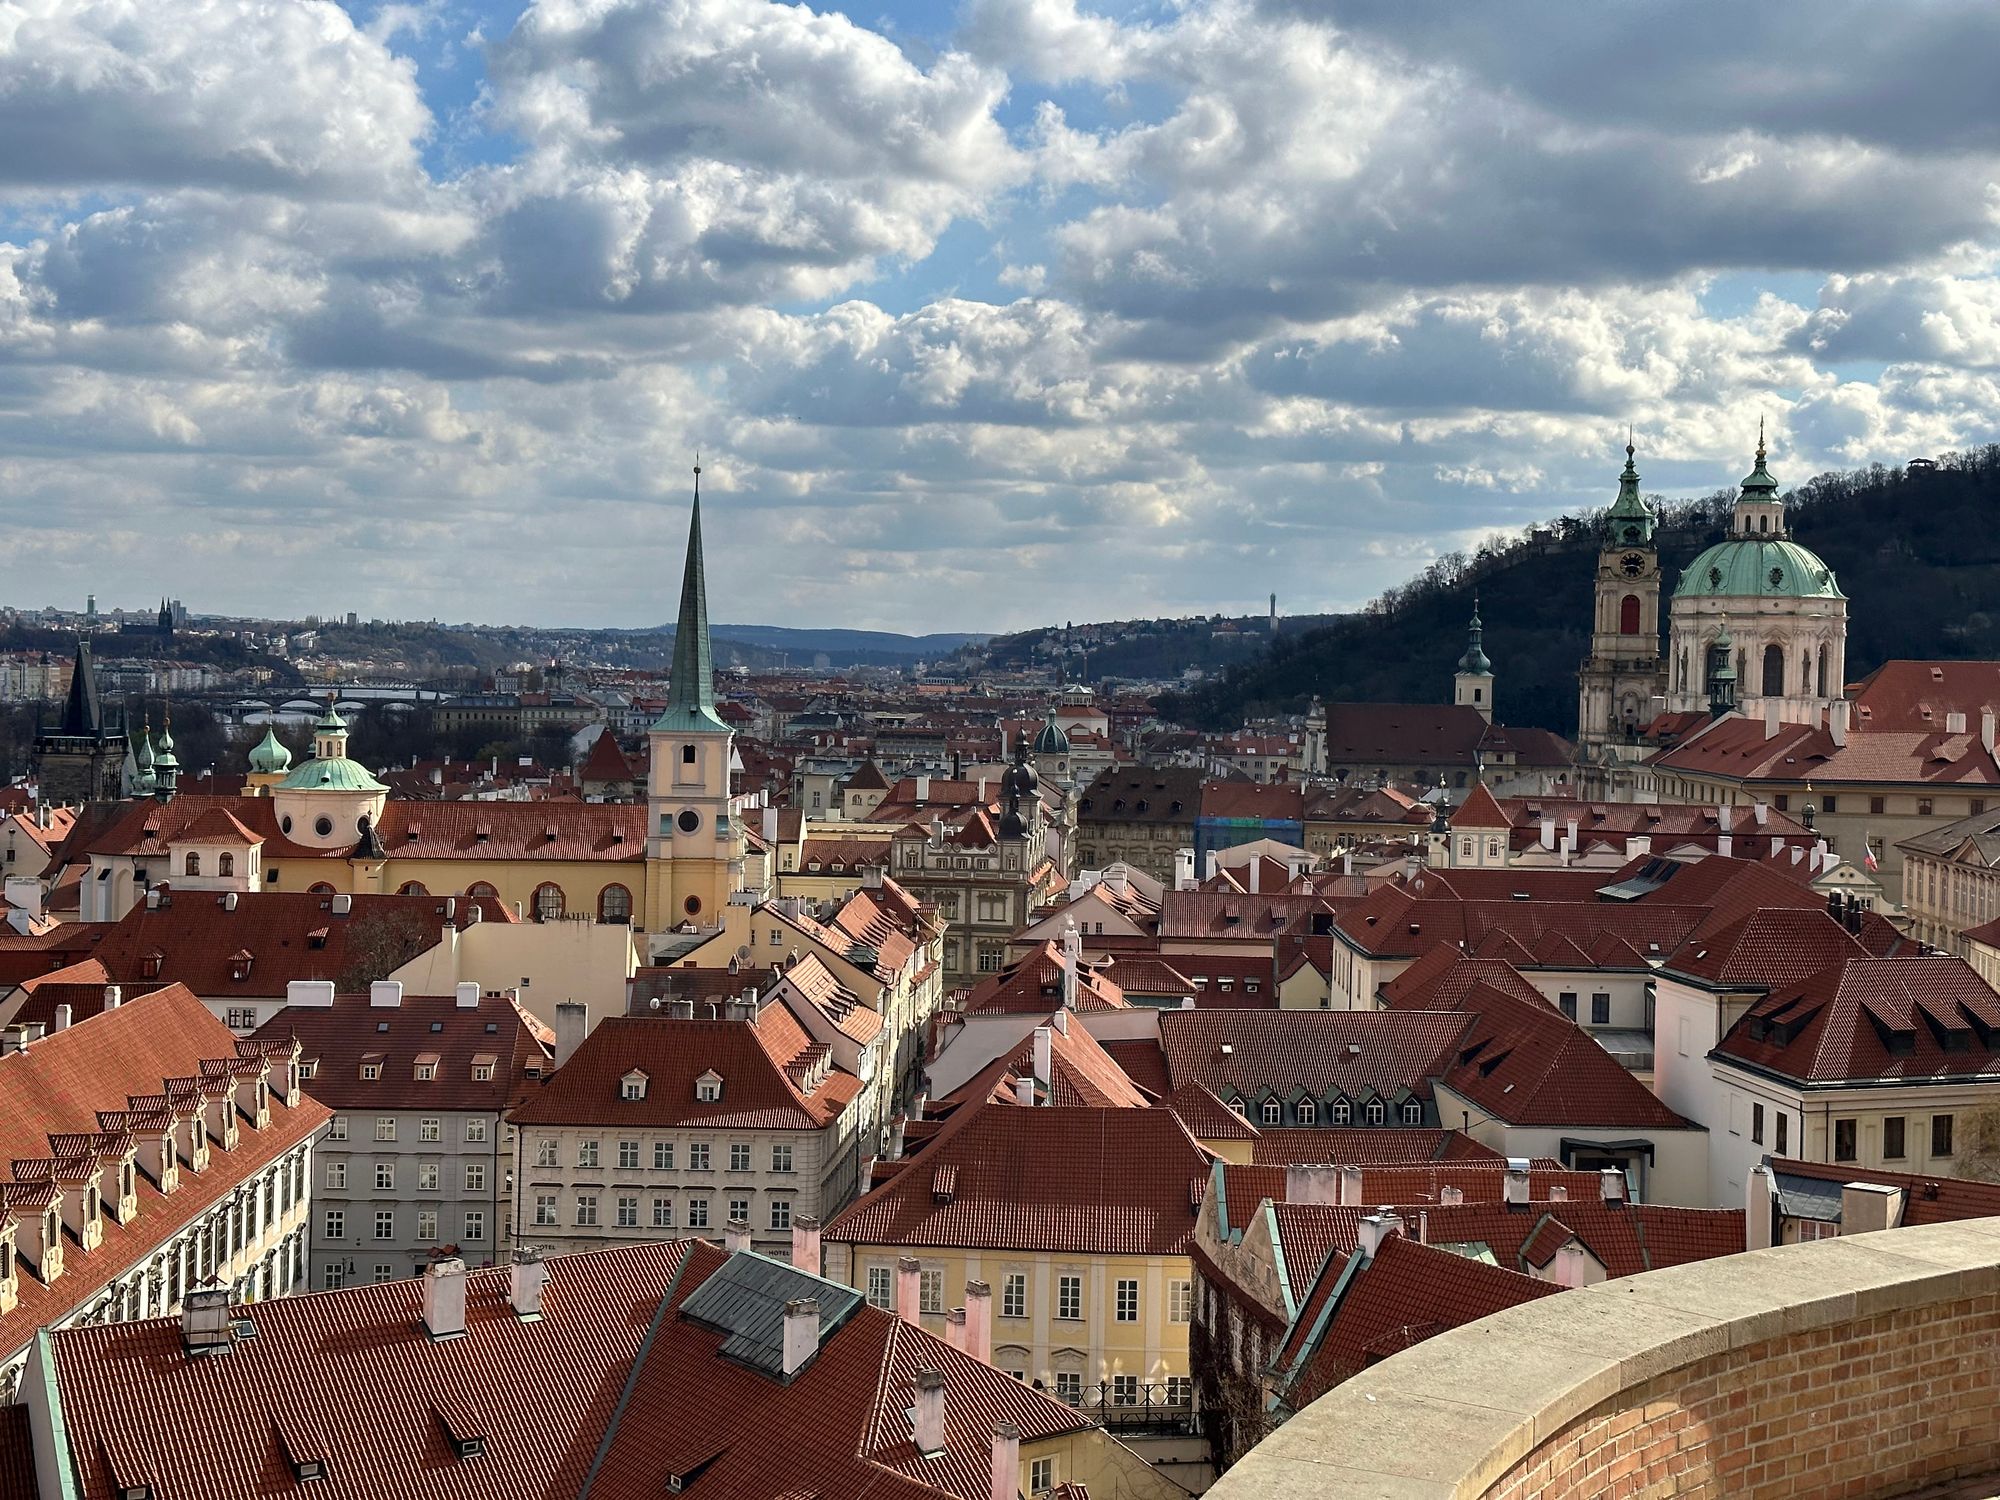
[677,1250,864,1376]
[1772,1170,1844,1223]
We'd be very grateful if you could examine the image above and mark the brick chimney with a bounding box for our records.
[422,1255,468,1340]
[510,1248,548,1319]
[782,1298,820,1379]
[989,1422,1021,1500]
[964,1280,992,1364]
[896,1256,922,1324]
[944,1307,967,1350]
[791,1216,822,1275]
[913,1369,945,1455]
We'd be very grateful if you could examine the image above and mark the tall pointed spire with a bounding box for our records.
[655,458,728,734]
[1741,416,1779,495]
[1458,594,1491,676]
[1606,429,1653,543]
[60,637,103,736]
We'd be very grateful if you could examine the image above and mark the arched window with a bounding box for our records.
[1762,644,1785,697]
[396,881,428,896]
[1817,644,1830,698]
[184,852,201,876]
[533,883,566,922]
[598,884,632,924]
[1365,1100,1385,1125]
[467,882,499,899]
[1619,593,1641,635]
[308,883,336,896]
[1261,1099,1282,1126]
[1296,1100,1317,1126]
[217,853,234,878]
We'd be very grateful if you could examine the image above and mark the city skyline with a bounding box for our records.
[2,0,1997,632]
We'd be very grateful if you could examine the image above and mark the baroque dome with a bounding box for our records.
[1673,537,1843,602]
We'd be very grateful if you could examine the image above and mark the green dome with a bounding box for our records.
[249,725,293,774]
[1033,709,1071,755]
[276,757,387,794]
[1673,538,1844,602]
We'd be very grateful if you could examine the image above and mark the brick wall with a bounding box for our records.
[1487,1294,2000,1500]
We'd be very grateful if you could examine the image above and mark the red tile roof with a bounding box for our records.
[579,728,636,783]
[1767,1157,2000,1226]
[954,1022,1151,1110]
[1250,1128,1501,1165]
[1156,1009,1472,1111]
[826,1102,1215,1256]
[510,1014,862,1132]
[960,942,1129,1014]
[252,990,551,1113]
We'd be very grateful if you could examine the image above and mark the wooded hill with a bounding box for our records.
[1158,445,2000,735]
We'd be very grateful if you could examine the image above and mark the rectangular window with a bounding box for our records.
[417,1163,439,1191]
[1933,1114,1955,1158]
[575,1194,599,1226]
[1167,1376,1193,1407]
[1115,1279,1139,1322]
[463,1210,485,1241]
[577,1139,599,1169]
[1558,992,1577,1021]
[1774,794,1790,812]
[867,1266,892,1309]
[535,1138,558,1168]
[465,1118,487,1143]
[465,1162,485,1193]
[1054,1372,1082,1404]
[535,1194,557,1227]
[1751,1102,1765,1146]
[920,1269,945,1315]
[1834,1118,1858,1162]
[617,1195,639,1227]
[417,1209,438,1242]
[653,1197,674,1228]
[1001,1273,1027,1319]
[1112,1374,1139,1406]
[1590,993,1611,1026]
[1823,796,1838,814]
[1884,1115,1906,1159]
[325,1160,346,1190]
[1776,1112,1789,1155]
[322,1265,345,1289]
[689,1143,711,1171]
[374,1117,395,1141]
[729,1143,751,1171]
[1870,796,1886,815]
[1056,1274,1083,1320]
[770,1198,792,1231]
[728,1197,750,1224]
[419,1118,440,1142]
[1169,1280,1193,1323]
[226,1007,257,1030]
[654,1141,674,1170]
[1030,1457,1056,1495]
[618,1140,640,1169]
[324,1210,344,1240]
[771,1144,793,1173]
[327,1116,347,1141]
[375,1210,394,1239]
[687,1198,709,1228]
[1918,798,1934,818]
[375,1163,395,1191]
[372,1265,394,1284]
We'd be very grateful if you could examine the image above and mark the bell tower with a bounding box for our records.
[1577,437,1665,759]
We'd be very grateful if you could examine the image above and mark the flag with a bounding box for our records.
[1862,834,1879,873]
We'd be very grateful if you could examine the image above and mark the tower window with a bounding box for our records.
[1619,593,1641,635]
[184,852,201,876]
[1762,645,1784,698]
[682,745,696,765]
[677,809,701,834]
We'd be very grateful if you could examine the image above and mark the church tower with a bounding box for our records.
[32,639,127,805]
[645,463,744,934]
[1453,598,1494,723]
[1577,438,1665,759]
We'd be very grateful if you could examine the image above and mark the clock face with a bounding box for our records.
[1620,552,1647,577]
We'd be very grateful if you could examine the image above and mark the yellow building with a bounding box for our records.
[824,1102,1214,1404]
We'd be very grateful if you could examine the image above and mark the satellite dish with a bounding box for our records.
[649,997,661,1011]
[736,945,752,962]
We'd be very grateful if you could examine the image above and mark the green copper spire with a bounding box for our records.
[1741,417,1779,495]
[1458,595,1491,676]
[1606,429,1654,545]
[653,459,729,735]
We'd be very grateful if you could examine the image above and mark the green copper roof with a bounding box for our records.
[1673,538,1843,601]
[1605,439,1654,546]
[654,466,728,736]
[276,756,387,794]
[1033,707,1071,755]
[133,724,154,770]
[1457,597,1491,676]
[249,725,293,773]
[1741,420,1779,494]
[316,701,348,734]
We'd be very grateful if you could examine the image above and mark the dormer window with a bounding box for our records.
[621,1070,649,1101]
[184,852,201,877]
[229,950,252,982]
[415,1054,439,1082]
[360,1061,382,1081]
[141,950,164,980]
[696,1071,723,1103]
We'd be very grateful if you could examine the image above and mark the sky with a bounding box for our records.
[2,0,1998,634]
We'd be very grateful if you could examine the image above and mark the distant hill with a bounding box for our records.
[1159,446,2000,734]
[628,623,984,666]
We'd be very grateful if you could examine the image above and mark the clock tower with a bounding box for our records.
[1577,439,1666,761]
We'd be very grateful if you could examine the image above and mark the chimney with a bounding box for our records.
[1553,1242,1592,1289]
[422,1255,468,1339]
[1841,1181,1903,1236]
[103,984,122,1011]
[916,775,931,803]
[791,1215,822,1275]
[782,1298,820,1378]
[1718,833,1732,860]
[1061,924,1080,1009]
[1764,699,1780,740]
[1205,851,1218,882]
[1050,1008,1068,1036]
[369,980,403,1008]
[1754,801,1769,827]
[1503,1158,1531,1207]
[1745,1164,1776,1252]
[1829,699,1850,747]
[989,1422,1021,1500]
[179,1285,234,1354]
[510,1248,548,1319]
[1600,1167,1628,1205]
[1249,856,1260,894]
[1549,1184,1569,1202]
[669,996,695,1020]
[1356,1211,1403,1260]
[223,891,238,912]
[944,1307,967,1350]
[1539,813,1554,850]
[455,981,481,1009]
[1032,1025,1053,1097]
[889,1117,907,1159]
[913,1369,946,1455]
[1565,816,1579,849]
[1285,1165,1343,1207]
[52,1003,71,1032]
[725,1219,752,1254]
[896,1256,922,1324]
[1012,1074,1034,1107]
[554,1002,587,1069]
[762,804,778,844]
[331,893,352,916]
[1985,707,1997,759]
[1440,1185,1464,1207]
[964,1280,992,1364]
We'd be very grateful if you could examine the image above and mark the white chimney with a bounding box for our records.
[1600,1167,1628,1204]
[1440,1185,1464,1206]
[422,1255,468,1339]
[1553,1242,1592,1289]
[1764,700,1780,740]
[1829,699,1850,747]
[914,1369,946,1454]
[1549,1184,1569,1202]
[52,1003,71,1032]
[1284,1165,1342,1206]
[369,980,403,1008]
[103,984,121,1011]
[331,892,352,915]
[725,1219,752,1254]
[1841,1181,1903,1236]
[223,891,238,912]
[1204,851,1218,882]
[916,775,931,803]
[762,804,778,844]
[1012,1075,1034,1107]
[1539,814,1554,850]
[287,979,334,1008]
[1565,817,1579,849]
[1060,924,1080,1009]
[1032,1025,1053,1098]
[791,1216,822,1275]
[510,1248,548,1319]
[889,1117,907,1159]
[897,1256,922,1324]
[1248,857,1260,894]
[1746,1164,1776,1252]
[1718,833,1733,859]
[782,1298,820,1378]
[944,1308,967,1350]
[455,981,481,1009]
[1503,1159,1531,1206]
[964,1280,992,1364]
[989,1422,1021,1500]
[1356,1211,1403,1260]
[1754,801,1769,827]
[554,1002,587,1069]
[1985,707,1997,759]
[1050,1008,1068,1036]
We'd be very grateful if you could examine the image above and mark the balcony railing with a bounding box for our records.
[1060,1381,1198,1436]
